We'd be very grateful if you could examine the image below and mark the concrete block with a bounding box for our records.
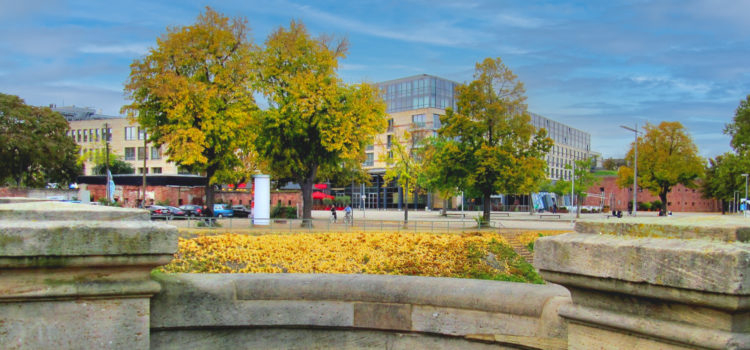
[354,302,411,331]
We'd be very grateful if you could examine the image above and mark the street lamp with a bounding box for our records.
[743,174,748,217]
[620,124,640,216]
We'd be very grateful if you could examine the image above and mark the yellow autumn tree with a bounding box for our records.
[255,21,386,224]
[122,8,259,213]
[381,131,423,225]
[617,121,704,214]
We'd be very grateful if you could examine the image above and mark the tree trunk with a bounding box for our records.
[576,194,582,219]
[721,199,726,215]
[483,191,491,226]
[659,188,669,216]
[204,168,215,217]
[300,165,318,227]
[403,186,409,226]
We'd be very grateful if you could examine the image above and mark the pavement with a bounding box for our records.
[168,208,730,234]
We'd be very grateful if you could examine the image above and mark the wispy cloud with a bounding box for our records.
[79,43,150,55]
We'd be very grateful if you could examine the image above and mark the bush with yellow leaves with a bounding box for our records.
[161,231,544,283]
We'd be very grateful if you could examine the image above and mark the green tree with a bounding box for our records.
[701,152,750,214]
[255,21,386,223]
[382,131,422,225]
[724,95,750,153]
[617,121,704,214]
[92,157,135,175]
[122,8,259,215]
[555,158,598,218]
[427,57,552,222]
[0,93,80,187]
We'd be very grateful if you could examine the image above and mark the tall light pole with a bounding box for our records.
[620,124,639,216]
[743,174,748,217]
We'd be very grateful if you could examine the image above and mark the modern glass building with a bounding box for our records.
[377,75,458,113]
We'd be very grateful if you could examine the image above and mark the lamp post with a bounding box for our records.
[620,124,640,216]
[743,174,749,217]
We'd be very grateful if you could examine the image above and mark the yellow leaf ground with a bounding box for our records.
[161,231,548,283]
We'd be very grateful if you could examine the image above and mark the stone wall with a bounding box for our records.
[535,216,750,349]
[4,199,749,349]
[0,198,177,348]
[150,273,570,350]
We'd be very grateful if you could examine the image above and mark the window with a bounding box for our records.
[124,127,136,140]
[124,147,135,161]
[412,114,425,128]
[363,153,374,166]
[83,132,88,142]
[150,146,162,160]
[138,127,146,140]
[95,129,100,142]
[137,147,147,160]
[138,167,148,174]
[387,135,392,148]
[387,118,394,132]
[433,114,441,129]
[151,167,162,174]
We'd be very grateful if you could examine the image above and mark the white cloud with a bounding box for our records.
[79,43,150,55]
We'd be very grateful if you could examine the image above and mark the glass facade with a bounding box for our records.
[378,75,457,113]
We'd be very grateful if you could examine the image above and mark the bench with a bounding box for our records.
[539,214,561,219]
[491,212,510,217]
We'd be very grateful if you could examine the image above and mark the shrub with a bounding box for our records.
[322,198,334,206]
[335,196,350,206]
[156,199,171,206]
[271,204,298,219]
[650,200,663,211]
[638,202,652,211]
[474,215,489,228]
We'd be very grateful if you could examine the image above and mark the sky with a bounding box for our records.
[1,0,748,159]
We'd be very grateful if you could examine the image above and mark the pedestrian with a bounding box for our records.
[330,205,337,223]
[552,204,558,214]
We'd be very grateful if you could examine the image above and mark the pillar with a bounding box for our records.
[0,198,177,348]
[253,175,270,225]
[535,216,750,349]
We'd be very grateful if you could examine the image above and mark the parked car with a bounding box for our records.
[165,206,186,218]
[147,205,170,220]
[179,204,203,217]
[213,204,234,217]
[231,205,252,218]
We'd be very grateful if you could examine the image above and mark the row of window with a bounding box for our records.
[68,128,112,143]
[137,167,162,174]
[123,147,162,161]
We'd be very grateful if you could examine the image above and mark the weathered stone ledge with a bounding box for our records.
[576,216,750,242]
[151,273,571,349]
[0,201,150,221]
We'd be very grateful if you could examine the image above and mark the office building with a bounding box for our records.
[54,106,178,176]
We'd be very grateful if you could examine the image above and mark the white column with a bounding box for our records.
[253,175,270,225]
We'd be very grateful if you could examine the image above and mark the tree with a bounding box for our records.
[93,157,135,175]
[427,57,552,222]
[382,131,422,225]
[0,93,80,187]
[255,21,386,224]
[724,95,750,153]
[555,158,598,218]
[702,152,750,214]
[617,121,704,215]
[122,8,259,215]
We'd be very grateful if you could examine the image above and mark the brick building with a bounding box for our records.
[581,176,720,212]
[76,175,301,209]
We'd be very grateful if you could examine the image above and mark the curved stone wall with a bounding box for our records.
[150,273,571,349]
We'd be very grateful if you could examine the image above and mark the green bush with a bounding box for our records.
[156,199,170,206]
[271,204,298,219]
[638,202,652,211]
[322,198,334,206]
[335,196,350,206]
[650,200,663,211]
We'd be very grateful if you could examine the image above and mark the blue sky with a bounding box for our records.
[1,0,748,159]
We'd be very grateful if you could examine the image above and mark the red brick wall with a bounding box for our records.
[581,176,719,212]
[79,184,300,209]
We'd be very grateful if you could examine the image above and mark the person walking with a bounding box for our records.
[330,205,337,223]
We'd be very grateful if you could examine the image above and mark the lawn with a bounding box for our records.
[160,231,550,283]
